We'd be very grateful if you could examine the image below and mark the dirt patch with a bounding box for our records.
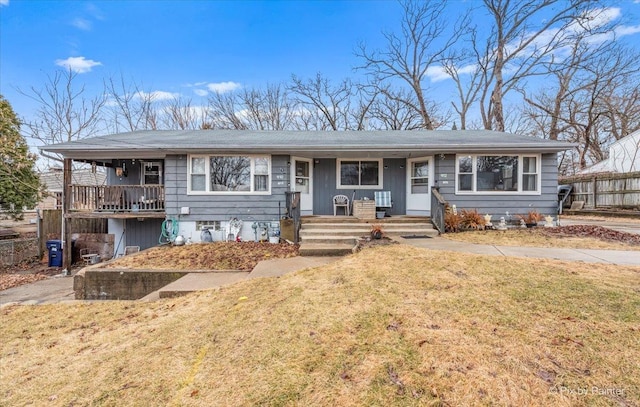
[354,236,399,252]
[102,242,299,271]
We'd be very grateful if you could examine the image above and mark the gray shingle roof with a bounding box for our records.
[42,130,576,158]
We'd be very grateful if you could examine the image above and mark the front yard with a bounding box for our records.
[2,244,639,406]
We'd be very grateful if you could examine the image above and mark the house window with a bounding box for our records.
[337,159,383,189]
[188,155,271,194]
[522,156,538,192]
[410,160,430,193]
[455,154,540,194]
[142,161,162,185]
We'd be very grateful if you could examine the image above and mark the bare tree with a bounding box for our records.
[370,86,432,130]
[477,0,594,131]
[161,97,205,130]
[205,91,247,130]
[20,69,106,162]
[522,39,640,171]
[239,84,297,130]
[104,75,159,132]
[288,73,354,130]
[356,0,467,130]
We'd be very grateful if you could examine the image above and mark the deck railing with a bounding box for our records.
[70,185,165,212]
[431,187,447,234]
[285,191,301,243]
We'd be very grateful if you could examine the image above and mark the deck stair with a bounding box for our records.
[298,216,438,256]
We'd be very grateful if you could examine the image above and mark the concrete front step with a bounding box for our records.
[301,225,434,234]
[301,230,439,244]
[301,216,430,224]
[301,222,434,229]
[299,243,355,256]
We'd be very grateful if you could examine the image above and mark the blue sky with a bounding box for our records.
[1,0,403,118]
[1,0,639,125]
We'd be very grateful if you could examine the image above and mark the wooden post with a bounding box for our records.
[592,176,597,209]
[63,158,72,272]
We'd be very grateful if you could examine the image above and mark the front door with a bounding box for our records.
[406,157,433,215]
[292,157,313,215]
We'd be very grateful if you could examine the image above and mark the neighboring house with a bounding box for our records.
[578,130,640,174]
[38,167,107,210]
[42,130,574,256]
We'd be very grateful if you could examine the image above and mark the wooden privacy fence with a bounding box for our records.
[39,210,107,256]
[559,172,640,209]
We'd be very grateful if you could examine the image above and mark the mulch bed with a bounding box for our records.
[541,225,640,245]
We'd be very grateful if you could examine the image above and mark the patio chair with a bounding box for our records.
[333,194,350,216]
[124,246,140,255]
[374,191,392,217]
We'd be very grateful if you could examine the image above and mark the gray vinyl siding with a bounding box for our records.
[436,153,560,217]
[106,159,145,185]
[124,218,164,250]
[164,154,290,222]
[312,158,406,215]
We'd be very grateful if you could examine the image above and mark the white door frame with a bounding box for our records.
[291,157,313,215]
[406,156,434,216]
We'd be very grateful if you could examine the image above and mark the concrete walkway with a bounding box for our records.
[395,236,640,266]
[0,274,77,307]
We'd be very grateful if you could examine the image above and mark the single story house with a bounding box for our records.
[578,130,640,174]
[42,130,574,261]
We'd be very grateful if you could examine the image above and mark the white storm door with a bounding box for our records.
[292,157,313,215]
[406,157,433,215]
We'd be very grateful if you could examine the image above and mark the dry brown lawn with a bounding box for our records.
[443,228,640,251]
[103,242,299,271]
[2,244,639,406]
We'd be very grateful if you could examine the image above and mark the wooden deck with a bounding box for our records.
[68,185,165,218]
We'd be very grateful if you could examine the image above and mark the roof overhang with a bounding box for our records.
[40,130,578,160]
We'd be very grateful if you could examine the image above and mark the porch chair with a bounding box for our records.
[374,191,392,217]
[332,194,350,216]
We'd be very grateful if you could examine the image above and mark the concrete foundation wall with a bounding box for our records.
[74,268,187,300]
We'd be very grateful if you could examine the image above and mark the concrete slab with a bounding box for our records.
[158,272,249,298]
[0,274,75,306]
[573,249,640,266]
[494,246,609,263]
[249,256,340,279]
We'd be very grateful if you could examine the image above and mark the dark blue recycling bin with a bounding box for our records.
[46,240,63,267]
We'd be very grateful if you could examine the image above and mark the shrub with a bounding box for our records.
[444,209,463,233]
[519,210,543,224]
[460,209,485,230]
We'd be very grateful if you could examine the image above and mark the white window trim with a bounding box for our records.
[455,154,541,195]
[187,154,272,195]
[336,158,383,190]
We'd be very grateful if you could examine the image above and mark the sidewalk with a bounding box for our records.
[395,236,640,266]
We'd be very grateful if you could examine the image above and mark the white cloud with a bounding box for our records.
[193,89,208,97]
[135,90,180,101]
[55,56,102,73]
[425,66,451,82]
[206,81,241,93]
[616,24,640,36]
[0,0,9,6]
[425,64,477,83]
[72,17,92,30]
